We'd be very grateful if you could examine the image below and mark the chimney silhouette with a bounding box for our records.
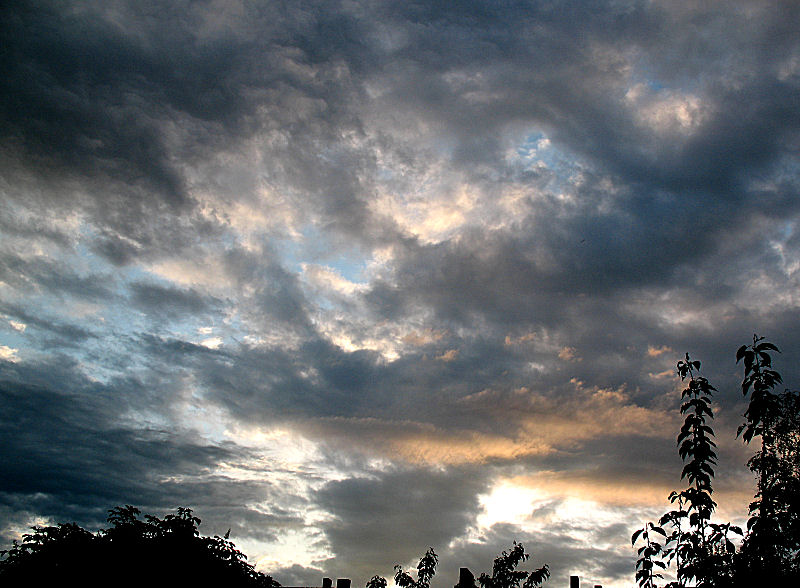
[455,568,476,588]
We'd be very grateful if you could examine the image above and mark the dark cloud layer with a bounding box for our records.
[1,2,799,587]
[315,466,490,583]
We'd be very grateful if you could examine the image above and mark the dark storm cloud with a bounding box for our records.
[158,331,525,429]
[0,0,381,261]
[0,358,224,521]
[2,0,797,267]
[346,0,800,341]
[383,0,800,198]
[150,338,379,423]
[0,0,236,206]
[0,356,305,546]
[0,66,181,210]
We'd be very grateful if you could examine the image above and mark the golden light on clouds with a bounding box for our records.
[297,380,677,467]
[558,346,580,361]
[436,349,459,362]
[501,471,674,509]
[647,345,674,357]
[401,328,447,346]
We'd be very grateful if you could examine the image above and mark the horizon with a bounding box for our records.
[2,2,800,588]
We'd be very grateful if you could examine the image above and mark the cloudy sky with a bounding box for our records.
[1,1,799,586]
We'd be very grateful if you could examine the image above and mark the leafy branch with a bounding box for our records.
[632,522,667,588]
[395,547,438,588]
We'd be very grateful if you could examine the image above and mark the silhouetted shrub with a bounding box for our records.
[0,505,280,587]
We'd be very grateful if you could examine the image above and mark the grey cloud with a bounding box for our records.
[2,0,798,258]
[129,280,217,319]
[314,466,490,587]
[0,302,96,346]
[443,521,636,588]
[271,563,328,588]
[0,26,185,205]
[0,253,114,302]
[0,0,376,261]
[222,248,317,331]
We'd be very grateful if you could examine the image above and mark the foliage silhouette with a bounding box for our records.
[632,521,666,588]
[734,336,800,583]
[633,336,799,587]
[394,547,438,588]
[369,543,547,588]
[0,505,279,587]
[477,541,549,588]
[366,574,389,588]
[634,353,737,588]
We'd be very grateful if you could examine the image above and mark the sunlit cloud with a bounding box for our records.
[8,320,26,332]
[0,346,20,363]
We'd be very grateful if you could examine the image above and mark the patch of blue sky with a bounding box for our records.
[514,129,590,194]
[0,324,26,353]
[641,77,665,92]
[516,131,551,162]
[13,252,219,380]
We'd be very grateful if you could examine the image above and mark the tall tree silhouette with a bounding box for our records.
[735,336,800,582]
[634,354,739,588]
[633,336,799,587]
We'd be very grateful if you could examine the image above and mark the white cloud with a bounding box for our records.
[0,345,20,362]
[200,336,223,349]
[8,320,26,332]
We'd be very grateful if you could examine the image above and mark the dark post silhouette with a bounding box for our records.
[323,579,333,588]
[337,579,351,588]
[570,576,579,588]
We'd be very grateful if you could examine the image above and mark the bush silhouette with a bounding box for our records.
[0,505,280,587]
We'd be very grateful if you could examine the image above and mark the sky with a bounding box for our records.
[1,1,799,587]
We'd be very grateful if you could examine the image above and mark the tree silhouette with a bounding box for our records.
[734,336,800,582]
[0,505,280,587]
[633,354,739,588]
[394,547,438,588]
[477,542,549,588]
[633,336,800,587]
[366,575,388,588]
